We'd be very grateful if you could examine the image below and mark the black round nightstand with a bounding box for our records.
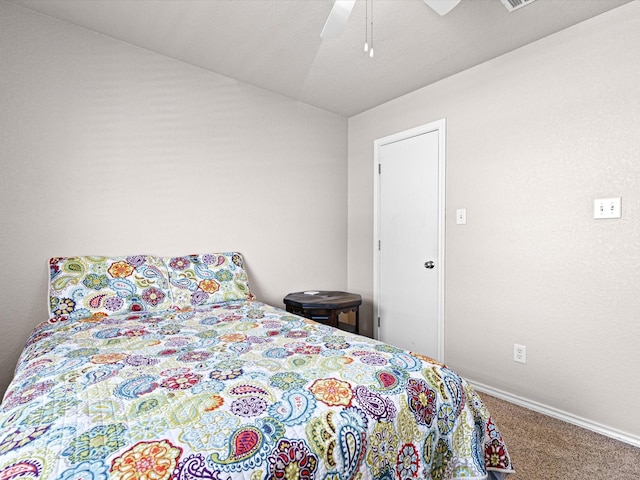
[283,291,361,334]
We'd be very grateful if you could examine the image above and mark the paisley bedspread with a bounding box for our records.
[0,300,513,479]
[0,252,513,479]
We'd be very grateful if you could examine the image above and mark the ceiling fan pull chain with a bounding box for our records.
[364,0,369,51]
[369,0,374,57]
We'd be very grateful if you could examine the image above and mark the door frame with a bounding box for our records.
[373,119,446,361]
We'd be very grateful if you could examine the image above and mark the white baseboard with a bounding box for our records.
[469,380,640,449]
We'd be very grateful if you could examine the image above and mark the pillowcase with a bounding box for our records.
[164,252,253,310]
[48,255,173,318]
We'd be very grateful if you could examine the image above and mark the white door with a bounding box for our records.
[374,121,445,361]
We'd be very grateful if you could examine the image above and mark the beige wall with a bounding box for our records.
[348,2,640,440]
[0,3,347,395]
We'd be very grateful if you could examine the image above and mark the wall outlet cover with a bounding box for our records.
[514,344,526,364]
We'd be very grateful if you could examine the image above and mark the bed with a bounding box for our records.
[0,252,513,480]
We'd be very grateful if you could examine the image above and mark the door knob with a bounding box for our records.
[424,261,435,269]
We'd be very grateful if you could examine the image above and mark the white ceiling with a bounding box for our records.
[9,0,631,117]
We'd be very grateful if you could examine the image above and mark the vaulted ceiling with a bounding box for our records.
[10,0,631,116]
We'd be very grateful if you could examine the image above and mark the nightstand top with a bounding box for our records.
[283,291,362,310]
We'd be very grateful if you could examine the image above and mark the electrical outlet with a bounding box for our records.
[514,344,526,364]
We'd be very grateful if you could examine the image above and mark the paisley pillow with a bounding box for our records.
[48,255,172,318]
[163,252,253,310]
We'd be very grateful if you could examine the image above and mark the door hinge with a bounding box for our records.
[378,316,381,328]
[378,240,381,251]
[378,164,381,174]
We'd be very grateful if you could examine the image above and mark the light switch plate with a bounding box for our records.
[456,208,467,225]
[594,198,621,219]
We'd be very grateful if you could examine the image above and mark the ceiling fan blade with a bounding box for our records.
[320,0,356,38]
[423,0,462,16]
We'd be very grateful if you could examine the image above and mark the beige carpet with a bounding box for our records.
[480,393,640,479]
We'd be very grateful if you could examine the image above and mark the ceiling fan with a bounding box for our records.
[320,0,462,39]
